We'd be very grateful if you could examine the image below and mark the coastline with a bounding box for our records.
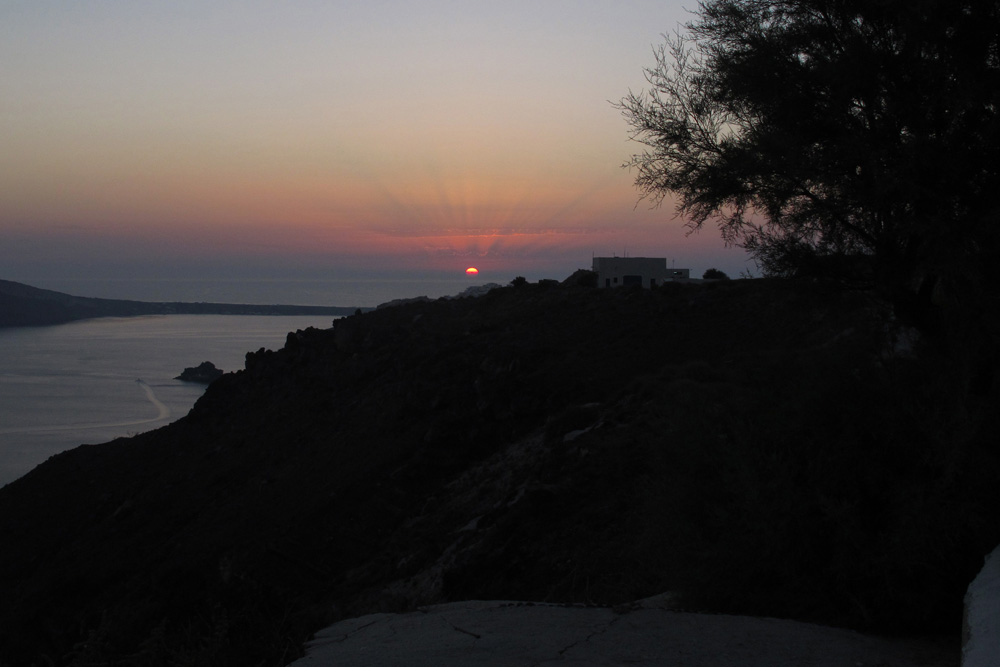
[1,277,366,328]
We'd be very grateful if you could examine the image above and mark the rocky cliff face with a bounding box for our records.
[0,277,997,666]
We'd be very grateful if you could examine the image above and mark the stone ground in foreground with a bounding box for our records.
[290,598,959,667]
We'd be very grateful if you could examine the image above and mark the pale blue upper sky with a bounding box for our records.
[2,0,752,294]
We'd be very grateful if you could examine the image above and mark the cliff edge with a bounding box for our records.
[0,277,996,666]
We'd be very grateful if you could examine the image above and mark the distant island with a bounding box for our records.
[0,279,368,328]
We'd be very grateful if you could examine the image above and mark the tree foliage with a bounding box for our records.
[702,268,730,279]
[619,0,1000,293]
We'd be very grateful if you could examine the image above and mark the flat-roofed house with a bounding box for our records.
[592,257,690,289]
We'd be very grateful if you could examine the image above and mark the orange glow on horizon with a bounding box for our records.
[465,267,479,274]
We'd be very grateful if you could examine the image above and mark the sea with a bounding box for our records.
[0,276,485,488]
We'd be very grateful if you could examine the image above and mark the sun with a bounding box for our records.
[465,267,479,275]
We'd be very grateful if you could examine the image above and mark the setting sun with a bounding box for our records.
[466,267,479,275]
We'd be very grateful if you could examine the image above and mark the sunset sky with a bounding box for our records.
[2,1,752,299]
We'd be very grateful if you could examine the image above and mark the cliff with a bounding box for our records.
[0,276,997,666]
[0,279,363,328]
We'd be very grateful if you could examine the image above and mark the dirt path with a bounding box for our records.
[290,599,959,667]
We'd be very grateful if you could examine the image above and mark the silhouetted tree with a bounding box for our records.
[619,0,1000,301]
[702,268,730,280]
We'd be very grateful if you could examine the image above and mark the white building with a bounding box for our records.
[592,257,690,289]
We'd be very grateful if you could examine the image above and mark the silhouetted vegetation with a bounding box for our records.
[618,0,999,327]
[702,268,729,280]
[562,268,598,288]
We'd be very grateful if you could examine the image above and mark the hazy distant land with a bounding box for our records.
[0,279,366,328]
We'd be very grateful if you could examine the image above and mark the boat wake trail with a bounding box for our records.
[135,379,170,421]
[0,379,172,435]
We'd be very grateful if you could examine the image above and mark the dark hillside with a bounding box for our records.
[0,277,996,666]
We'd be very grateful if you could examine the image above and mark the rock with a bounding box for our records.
[963,543,1000,667]
[175,361,223,383]
[290,599,957,667]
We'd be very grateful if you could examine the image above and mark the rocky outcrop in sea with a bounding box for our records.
[176,361,224,384]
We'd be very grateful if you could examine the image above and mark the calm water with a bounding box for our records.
[0,315,337,488]
[26,276,493,307]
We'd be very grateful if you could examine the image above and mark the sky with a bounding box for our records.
[2,0,753,299]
